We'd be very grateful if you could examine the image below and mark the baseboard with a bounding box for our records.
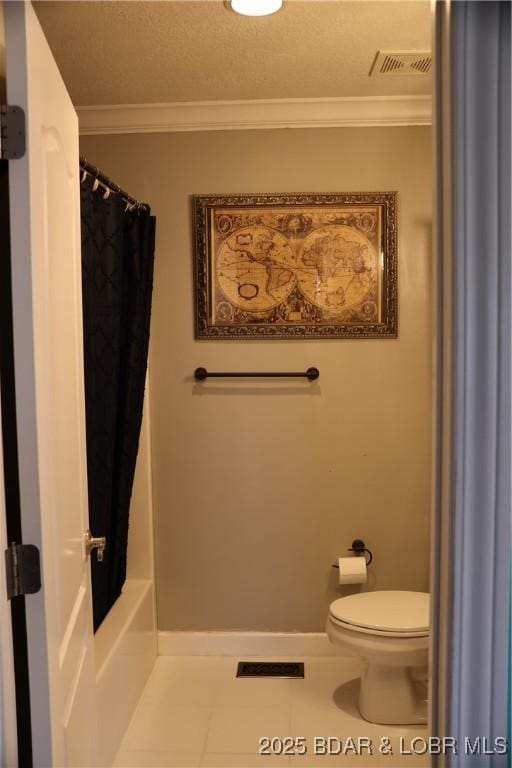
[158,631,343,657]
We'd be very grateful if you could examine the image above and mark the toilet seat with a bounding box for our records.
[329,591,429,638]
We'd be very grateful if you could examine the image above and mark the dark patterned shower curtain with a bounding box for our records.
[80,176,156,631]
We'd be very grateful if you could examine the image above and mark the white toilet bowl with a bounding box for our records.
[326,590,429,725]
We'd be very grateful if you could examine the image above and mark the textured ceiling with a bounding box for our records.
[34,1,432,106]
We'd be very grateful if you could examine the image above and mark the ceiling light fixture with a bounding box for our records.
[228,0,284,17]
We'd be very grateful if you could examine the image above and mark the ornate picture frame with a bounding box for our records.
[193,192,397,339]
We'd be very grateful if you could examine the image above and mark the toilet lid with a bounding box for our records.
[329,591,429,635]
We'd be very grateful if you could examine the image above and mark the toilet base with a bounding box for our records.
[358,662,427,725]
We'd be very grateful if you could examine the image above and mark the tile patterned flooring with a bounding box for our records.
[114,657,429,768]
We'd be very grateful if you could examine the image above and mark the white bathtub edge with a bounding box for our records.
[95,579,157,767]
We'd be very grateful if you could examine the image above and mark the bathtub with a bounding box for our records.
[94,579,157,767]
[93,389,157,767]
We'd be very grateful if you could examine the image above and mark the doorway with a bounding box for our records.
[4,2,509,767]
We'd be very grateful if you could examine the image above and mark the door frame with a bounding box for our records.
[0,391,18,768]
[428,0,454,748]
[0,18,22,765]
[0,157,31,767]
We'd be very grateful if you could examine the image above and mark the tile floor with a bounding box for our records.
[113,657,429,768]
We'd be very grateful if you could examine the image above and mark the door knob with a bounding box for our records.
[85,530,106,562]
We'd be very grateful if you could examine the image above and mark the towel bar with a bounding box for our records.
[194,367,320,381]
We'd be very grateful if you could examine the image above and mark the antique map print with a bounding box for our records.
[194,194,397,338]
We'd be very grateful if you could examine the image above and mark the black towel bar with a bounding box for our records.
[194,367,319,381]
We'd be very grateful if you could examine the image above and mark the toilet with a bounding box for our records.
[326,590,429,725]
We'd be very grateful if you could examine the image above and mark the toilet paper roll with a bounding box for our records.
[337,556,367,585]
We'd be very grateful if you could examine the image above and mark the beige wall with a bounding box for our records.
[81,127,433,632]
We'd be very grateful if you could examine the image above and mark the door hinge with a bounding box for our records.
[0,105,26,160]
[5,543,41,599]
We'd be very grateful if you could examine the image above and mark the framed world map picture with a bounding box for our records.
[193,192,397,339]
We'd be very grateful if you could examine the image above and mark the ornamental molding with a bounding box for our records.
[77,95,432,135]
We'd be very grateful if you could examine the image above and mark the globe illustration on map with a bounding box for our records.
[216,226,297,311]
[296,225,378,315]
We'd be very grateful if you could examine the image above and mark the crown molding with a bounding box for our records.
[77,95,432,135]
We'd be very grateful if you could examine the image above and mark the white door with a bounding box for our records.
[4,2,97,766]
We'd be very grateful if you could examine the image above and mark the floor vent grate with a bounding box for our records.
[236,661,304,678]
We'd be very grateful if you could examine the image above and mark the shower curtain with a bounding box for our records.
[80,176,156,631]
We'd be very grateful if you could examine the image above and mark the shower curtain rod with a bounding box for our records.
[79,156,147,210]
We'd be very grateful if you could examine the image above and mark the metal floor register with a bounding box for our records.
[236,661,305,678]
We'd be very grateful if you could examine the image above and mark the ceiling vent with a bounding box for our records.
[369,50,432,77]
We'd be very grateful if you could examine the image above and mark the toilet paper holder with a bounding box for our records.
[332,539,373,568]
